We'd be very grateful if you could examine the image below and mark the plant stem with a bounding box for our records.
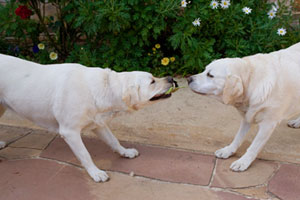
[29,0,63,56]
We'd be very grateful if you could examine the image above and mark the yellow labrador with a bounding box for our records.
[188,42,300,171]
[0,54,175,182]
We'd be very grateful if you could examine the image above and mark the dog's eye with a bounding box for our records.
[150,79,155,84]
[207,72,214,78]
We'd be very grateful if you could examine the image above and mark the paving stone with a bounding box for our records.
[0,111,41,130]
[0,125,31,144]
[41,137,215,185]
[0,159,254,200]
[90,173,255,200]
[89,172,254,200]
[0,159,93,200]
[0,147,41,159]
[268,164,300,200]
[9,130,56,150]
[233,186,271,199]
[211,158,278,188]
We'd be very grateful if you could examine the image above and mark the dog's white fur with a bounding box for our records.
[0,54,173,182]
[188,42,300,171]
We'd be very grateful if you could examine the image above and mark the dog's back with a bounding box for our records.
[0,54,87,130]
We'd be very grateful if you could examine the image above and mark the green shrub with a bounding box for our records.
[0,0,299,76]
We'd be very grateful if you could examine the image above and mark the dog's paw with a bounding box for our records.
[287,119,300,128]
[87,168,109,182]
[0,141,6,149]
[215,146,235,159]
[230,157,252,172]
[120,148,139,159]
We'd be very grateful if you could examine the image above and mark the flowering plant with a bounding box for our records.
[15,5,32,19]
[0,0,299,76]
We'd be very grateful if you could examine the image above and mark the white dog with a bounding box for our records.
[188,42,300,171]
[0,54,175,182]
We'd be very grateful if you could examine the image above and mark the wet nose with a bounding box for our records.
[187,76,193,84]
[166,76,174,83]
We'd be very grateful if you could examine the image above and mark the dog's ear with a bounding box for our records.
[222,75,243,105]
[122,86,140,110]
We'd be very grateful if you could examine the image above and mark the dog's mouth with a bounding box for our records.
[150,80,178,101]
[150,93,172,101]
[193,91,207,95]
[190,87,207,95]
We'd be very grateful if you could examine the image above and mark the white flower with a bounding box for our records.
[242,7,252,15]
[277,28,287,36]
[268,10,276,19]
[210,0,219,9]
[38,43,45,50]
[220,0,230,9]
[181,0,190,7]
[49,52,58,60]
[268,3,278,19]
[272,2,279,12]
[192,18,201,26]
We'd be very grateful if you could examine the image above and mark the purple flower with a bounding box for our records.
[32,45,39,53]
[14,46,20,54]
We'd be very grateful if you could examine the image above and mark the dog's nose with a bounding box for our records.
[166,76,174,83]
[187,76,193,84]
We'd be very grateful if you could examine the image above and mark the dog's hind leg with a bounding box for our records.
[287,116,300,128]
[0,104,6,149]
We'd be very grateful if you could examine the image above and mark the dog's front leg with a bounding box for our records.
[93,124,139,158]
[59,128,109,182]
[215,119,251,159]
[287,116,300,128]
[230,121,277,171]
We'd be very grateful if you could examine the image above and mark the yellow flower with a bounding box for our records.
[161,57,170,66]
[49,52,58,60]
[170,57,175,62]
[155,44,161,49]
[38,43,45,50]
[152,47,156,51]
[153,51,156,55]
[148,53,151,56]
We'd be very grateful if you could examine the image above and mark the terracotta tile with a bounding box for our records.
[233,186,270,199]
[211,158,278,188]
[41,136,79,165]
[0,159,253,200]
[41,137,215,185]
[215,191,256,200]
[9,130,56,150]
[0,147,41,159]
[0,159,94,200]
[268,164,300,200]
[0,125,31,144]
[89,173,254,200]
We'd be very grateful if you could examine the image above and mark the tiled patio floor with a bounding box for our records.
[1,125,300,200]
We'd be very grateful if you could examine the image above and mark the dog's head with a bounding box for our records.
[119,71,175,110]
[187,58,248,105]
